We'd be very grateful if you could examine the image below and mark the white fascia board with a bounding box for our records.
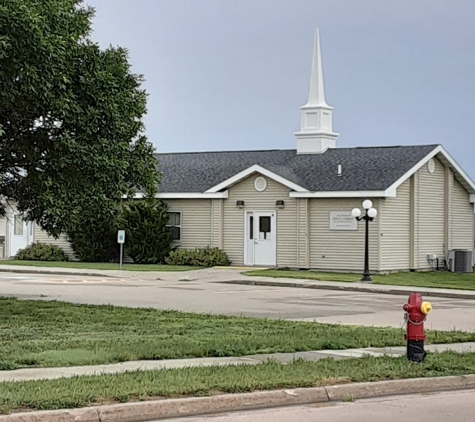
[205,164,308,193]
[469,194,475,203]
[385,145,475,196]
[383,145,443,195]
[290,190,389,198]
[438,145,475,193]
[128,191,229,199]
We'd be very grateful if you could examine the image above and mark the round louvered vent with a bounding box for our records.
[254,176,267,192]
[428,159,435,174]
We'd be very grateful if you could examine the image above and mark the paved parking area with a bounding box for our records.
[0,272,474,331]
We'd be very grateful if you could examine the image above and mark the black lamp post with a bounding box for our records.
[351,200,378,283]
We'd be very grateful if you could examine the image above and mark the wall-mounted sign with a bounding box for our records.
[329,211,358,231]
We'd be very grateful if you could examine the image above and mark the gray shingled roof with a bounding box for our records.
[154,144,439,193]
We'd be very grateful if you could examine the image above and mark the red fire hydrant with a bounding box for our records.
[403,293,432,362]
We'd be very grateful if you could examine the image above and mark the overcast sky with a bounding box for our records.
[86,0,475,180]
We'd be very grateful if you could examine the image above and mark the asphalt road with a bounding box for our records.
[0,271,474,331]
[160,390,475,422]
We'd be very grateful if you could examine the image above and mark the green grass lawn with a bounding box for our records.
[1,297,475,370]
[0,352,474,413]
[244,269,475,290]
[0,260,198,271]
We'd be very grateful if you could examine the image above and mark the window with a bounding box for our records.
[14,215,23,236]
[167,212,181,241]
[259,216,271,240]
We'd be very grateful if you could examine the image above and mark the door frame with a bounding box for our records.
[243,210,277,266]
[8,212,33,257]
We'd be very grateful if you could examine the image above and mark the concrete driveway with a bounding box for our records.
[0,269,474,332]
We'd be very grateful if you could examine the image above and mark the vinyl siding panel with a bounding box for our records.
[211,199,223,248]
[416,158,445,269]
[380,179,411,271]
[446,169,454,251]
[297,199,309,268]
[0,217,6,237]
[165,199,212,249]
[4,216,9,257]
[309,198,379,272]
[413,173,420,269]
[33,226,75,258]
[224,174,297,267]
[452,179,474,251]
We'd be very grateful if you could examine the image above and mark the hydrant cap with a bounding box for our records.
[421,301,432,315]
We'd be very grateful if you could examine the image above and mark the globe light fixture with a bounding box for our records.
[351,200,378,283]
[367,208,378,219]
[362,199,373,210]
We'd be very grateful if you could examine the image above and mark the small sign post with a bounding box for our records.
[117,230,125,270]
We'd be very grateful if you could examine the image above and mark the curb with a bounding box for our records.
[1,375,475,421]
[0,268,116,278]
[221,279,475,300]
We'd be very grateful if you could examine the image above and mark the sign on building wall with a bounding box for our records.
[329,211,358,231]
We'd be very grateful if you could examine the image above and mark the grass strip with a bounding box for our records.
[244,269,475,291]
[1,298,475,370]
[1,352,475,414]
[0,260,199,272]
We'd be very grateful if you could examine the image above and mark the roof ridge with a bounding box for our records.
[154,149,296,156]
[154,144,440,156]
[337,144,440,151]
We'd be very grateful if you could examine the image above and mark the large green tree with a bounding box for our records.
[0,0,159,237]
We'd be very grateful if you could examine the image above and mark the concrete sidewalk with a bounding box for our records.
[2,342,475,383]
[1,264,475,299]
[223,277,475,300]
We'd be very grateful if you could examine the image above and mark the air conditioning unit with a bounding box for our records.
[447,249,473,273]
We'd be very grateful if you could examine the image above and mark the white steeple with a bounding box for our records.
[294,29,339,154]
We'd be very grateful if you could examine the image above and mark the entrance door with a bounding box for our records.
[9,214,32,257]
[245,211,276,266]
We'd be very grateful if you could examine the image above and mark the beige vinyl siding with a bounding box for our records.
[380,179,411,271]
[165,199,212,249]
[309,198,379,272]
[223,174,297,267]
[297,198,309,268]
[452,179,474,251]
[33,225,75,258]
[4,201,14,257]
[0,216,6,237]
[445,168,454,251]
[211,199,223,249]
[412,172,420,269]
[4,216,9,257]
[416,158,446,269]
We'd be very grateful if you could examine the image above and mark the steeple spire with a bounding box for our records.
[294,29,339,154]
[306,28,328,107]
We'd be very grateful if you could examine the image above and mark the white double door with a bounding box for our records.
[9,213,32,257]
[245,211,276,266]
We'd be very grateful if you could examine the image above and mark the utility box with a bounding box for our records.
[447,249,473,273]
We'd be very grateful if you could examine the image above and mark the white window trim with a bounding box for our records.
[167,211,182,242]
